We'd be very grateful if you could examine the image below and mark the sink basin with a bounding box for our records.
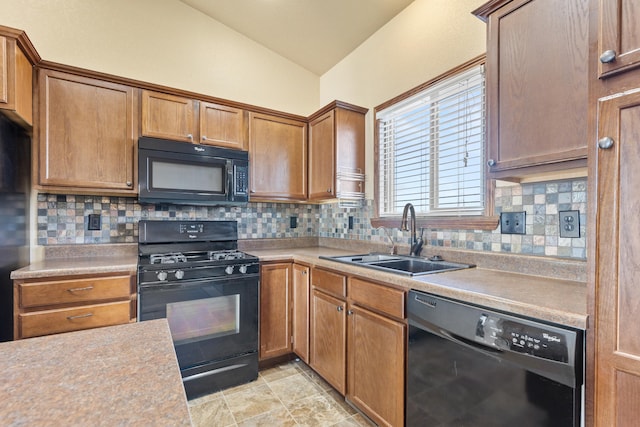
[319,253,474,277]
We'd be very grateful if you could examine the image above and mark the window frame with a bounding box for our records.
[371,55,498,231]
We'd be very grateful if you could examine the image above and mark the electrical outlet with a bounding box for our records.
[500,211,526,234]
[348,216,354,230]
[290,216,297,229]
[88,214,101,230]
[559,210,580,238]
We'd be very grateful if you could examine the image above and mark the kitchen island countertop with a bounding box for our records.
[0,319,192,426]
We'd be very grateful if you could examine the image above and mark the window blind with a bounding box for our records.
[377,64,485,217]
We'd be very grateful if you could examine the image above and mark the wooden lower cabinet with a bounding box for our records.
[292,263,310,362]
[259,262,292,360]
[347,305,405,427]
[14,273,135,339]
[309,268,407,426]
[310,288,347,395]
[591,90,640,424]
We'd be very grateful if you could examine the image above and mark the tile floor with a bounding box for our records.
[188,359,374,426]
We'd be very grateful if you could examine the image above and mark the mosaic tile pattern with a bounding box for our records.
[37,178,587,259]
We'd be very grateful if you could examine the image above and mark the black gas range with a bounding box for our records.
[137,220,259,399]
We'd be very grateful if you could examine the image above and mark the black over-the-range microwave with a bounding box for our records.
[138,137,249,206]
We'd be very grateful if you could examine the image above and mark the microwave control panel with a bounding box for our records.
[235,164,248,195]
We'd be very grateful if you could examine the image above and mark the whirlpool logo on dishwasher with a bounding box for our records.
[543,332,561,343]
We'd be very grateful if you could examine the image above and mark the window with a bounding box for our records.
[375,59,489,225]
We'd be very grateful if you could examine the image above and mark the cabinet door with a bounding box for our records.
[259,263,292,360]
[141,90,195,142]
[485,0,589,177]
[335,107,366,198]
[347,305,405,427]
[0,35,33,127]
[599,0,640,78]
[292,264,309,362]
[310,289,346,395]
[308,110,335,200]
[593,91,640,425]
[248,112,307,201]
[199,102,246,149]
[37,70,135,193]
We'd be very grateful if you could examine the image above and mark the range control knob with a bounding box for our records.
[156,271,168,281]
[174,270,184,279]
[239,265,248,274]
[225,266,234,275]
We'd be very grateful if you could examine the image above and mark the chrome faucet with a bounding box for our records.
[401,203,423,256]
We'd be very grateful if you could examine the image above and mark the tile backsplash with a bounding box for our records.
[37,178,587,260]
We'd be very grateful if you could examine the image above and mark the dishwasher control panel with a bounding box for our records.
[476,315,569,362]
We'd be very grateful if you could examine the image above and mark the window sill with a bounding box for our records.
[370,215,499,231]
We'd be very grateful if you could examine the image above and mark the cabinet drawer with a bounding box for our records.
[18,301,131,339]
[349,277,405,319]
[311,268,346,298]
[18,276,131,308]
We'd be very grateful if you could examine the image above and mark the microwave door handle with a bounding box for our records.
[228,161,234,199]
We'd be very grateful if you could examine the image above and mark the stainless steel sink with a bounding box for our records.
[319,253,474,277]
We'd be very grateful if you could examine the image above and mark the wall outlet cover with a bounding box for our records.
[559,210,580,238]
[348,216,354,230]
[290,216,297,229]
[500,211,526,234]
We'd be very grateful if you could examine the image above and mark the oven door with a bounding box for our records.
[138,275,258,370]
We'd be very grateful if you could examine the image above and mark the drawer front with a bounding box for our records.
[311,268,346,298]
[19,276,131,308]
[349,277,405,319]
[18,301,131,339]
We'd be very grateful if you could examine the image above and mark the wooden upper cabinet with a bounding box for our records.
[199,102,246,149]
[308,101,367,201]
[36,69,136,194]
[140,90,196,142]
[0,27,38,128]
[474,0,589,179]
[598,0,640,78]
[248,112,307,201]
[592,90,640,426]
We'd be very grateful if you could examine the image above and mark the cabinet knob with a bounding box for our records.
[337,306,344,312]
[598,136,615,150]
[301,271,307,275]
[600,50,617,64]
[327,188,332,193]
[202,135,207,141]
[187,134,193,141]
[126,181,132,187]
[487,159,496,167]
[347,310,354,316]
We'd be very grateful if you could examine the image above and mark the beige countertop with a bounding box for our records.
[10,244,587,329]
[246,246,588,329]
[10,255,137,279]
[0,319,192,426]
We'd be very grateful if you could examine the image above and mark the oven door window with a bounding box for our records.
[150,159,225,193]
[166,294,239,345]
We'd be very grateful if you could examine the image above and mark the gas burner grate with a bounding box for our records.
[150,252,188,264]
[208,250,247,261]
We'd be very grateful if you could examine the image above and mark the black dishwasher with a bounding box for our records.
[407,290,583,427]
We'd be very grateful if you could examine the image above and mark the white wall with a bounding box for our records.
[320,0,487,197]
[0,0,320,115]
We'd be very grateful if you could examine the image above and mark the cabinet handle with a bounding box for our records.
[347,310,354,316]
[67,286,94,293]
[202,135,207,141]
[487,159,496,167]
[301,271,307,275]
[337,306,344,312]
[126,181,132,187]
[67,312,94,320]
[599,50,617,64]
[187,134,193,141]
[327,188,332,193]
[598,137,614,150]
